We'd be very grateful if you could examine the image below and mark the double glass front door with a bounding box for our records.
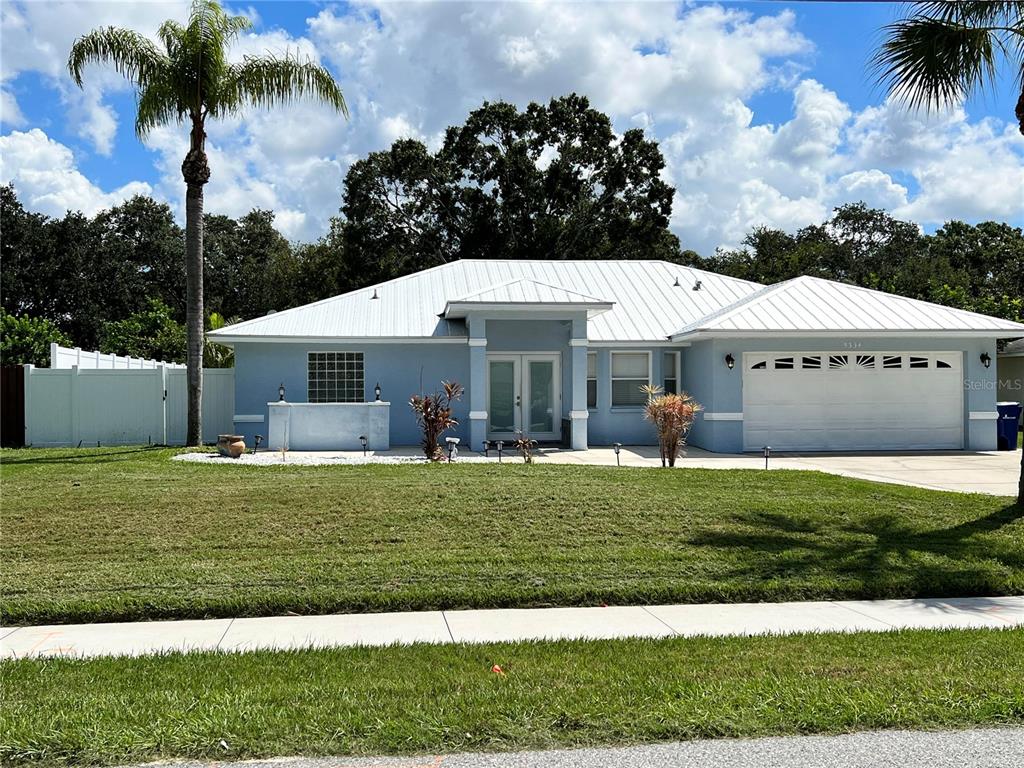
[487,354,560,441]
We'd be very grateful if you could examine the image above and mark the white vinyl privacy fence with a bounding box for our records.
[50,343,185,370]
[23,364,233,447]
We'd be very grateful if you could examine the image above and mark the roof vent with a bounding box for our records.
[266,309,277,315]
[692,280,702,291]
[673,276,681,287]
[371,289,379,300]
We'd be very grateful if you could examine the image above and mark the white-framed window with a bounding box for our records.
[611,351,650,407]
[587,352,598,409]
[307,351,364,403]
[663,351,679,394]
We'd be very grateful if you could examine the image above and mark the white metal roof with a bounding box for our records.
[210,260,763,342]
[671,275,1024,339]
[443,278,614,319]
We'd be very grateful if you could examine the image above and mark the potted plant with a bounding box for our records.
[641,385,702,467]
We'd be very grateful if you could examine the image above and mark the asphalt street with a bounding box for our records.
[113,728,1024,768]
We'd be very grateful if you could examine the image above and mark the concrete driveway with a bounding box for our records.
[537,445,1022,496]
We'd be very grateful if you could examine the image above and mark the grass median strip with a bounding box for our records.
[3,627,1023,766]
[2,447,1022,625]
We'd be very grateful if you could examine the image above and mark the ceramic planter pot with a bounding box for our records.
[217,434,246,458]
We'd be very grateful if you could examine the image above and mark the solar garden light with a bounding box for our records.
[359,435,368,456]
[496,440,504,462]
[374,382,382,401]
[278,382,286,401]
[613,442,622,466]
[763,445,772,470]
[980,352,992,369]
[482,439,491,457]
[446,436,460,462]
[252,434,263,454]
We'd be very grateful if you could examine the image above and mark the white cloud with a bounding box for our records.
[0,128,151,216]
[0,84,25,127]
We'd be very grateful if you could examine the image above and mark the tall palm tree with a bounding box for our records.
[69,0,347,445]
[874,2,1024,503]
[872,1,1024,134]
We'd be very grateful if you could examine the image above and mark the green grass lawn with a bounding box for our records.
[2,446,1021,625]
[2,628,1022,766]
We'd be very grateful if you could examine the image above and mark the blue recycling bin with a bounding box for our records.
[996,401,1022,451]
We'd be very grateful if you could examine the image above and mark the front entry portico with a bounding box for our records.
[486,353,561,442]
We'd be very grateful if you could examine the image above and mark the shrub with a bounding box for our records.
[642,385,702,467]
[513,431,538,463]
[0,310,72,367]
[409,380,464,460]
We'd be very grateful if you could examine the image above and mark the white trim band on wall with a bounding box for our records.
[234,414,265,423]
[469,411,488,419]
[569,410,589,419]
[968,411,999,420]
[468,339,487,347]
[568,339,588,347]
[703,412,743,421]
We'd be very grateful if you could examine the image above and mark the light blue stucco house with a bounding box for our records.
[209,260,1024,454]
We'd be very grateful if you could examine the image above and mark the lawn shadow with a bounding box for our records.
[689,501,1024,594]
[0,446,166,466]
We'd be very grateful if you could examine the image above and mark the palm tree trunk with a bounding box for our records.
[182,116,210,447]
[1016,85,1024,137]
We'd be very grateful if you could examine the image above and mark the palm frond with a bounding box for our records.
[872,14,1000,109]
[68,26,166,88]
[218,54,348,118]
[135,70,187,138]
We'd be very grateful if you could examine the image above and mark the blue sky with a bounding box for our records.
[2,1,1022,253]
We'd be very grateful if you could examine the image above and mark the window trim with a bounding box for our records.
[662,350,680,394]
[306,350,366,403]
[610,350,652,409]
[586,351,598,410]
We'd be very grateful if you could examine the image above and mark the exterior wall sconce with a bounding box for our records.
[725,354,735,370]
[278,383,286,401]
[374,382,382,401]
[359,435,368,456]
[763,445,771,470]
[980,352,992,369]
[613,442,622,466]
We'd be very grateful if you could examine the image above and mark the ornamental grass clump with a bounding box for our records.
[642,384,702,468]
[410,380,464,461]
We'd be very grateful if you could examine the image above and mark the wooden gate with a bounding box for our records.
[1,366,26,447]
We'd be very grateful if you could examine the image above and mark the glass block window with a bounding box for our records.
[663,351,679,394]
[611,352,649,406]
[587,352,598,409]
[307,352,364,403]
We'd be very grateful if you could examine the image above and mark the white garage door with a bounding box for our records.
[743,352,963,451]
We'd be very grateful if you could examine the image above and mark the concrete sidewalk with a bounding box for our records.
[3,596,1021,659]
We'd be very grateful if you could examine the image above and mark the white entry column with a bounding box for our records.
[569,317,588,450]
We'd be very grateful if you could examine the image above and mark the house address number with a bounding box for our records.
[841,341,864,349]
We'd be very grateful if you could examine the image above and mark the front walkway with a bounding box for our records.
[4,596,1021,659]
